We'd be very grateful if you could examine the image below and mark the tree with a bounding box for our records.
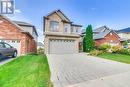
[83,36,86,52]
[85,25,94,52]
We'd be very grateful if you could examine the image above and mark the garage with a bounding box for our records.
[49,39,77,54]
[0,40,21,56]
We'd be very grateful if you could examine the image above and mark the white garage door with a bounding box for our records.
[49,39,77,54]
[0,40,21,56]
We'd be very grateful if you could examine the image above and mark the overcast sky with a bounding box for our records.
[4,0,130,43]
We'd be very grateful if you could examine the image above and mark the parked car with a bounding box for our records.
[0,42,17,58]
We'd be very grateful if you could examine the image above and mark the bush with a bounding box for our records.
[37,48,44,54]
[119,49,129,55]
[111,45,122,53]
[98,44,111,52]
[122,41,128,46]
[89,50,103,56]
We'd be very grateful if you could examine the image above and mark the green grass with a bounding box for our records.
[98,53,130,64]
[0,54,52,87]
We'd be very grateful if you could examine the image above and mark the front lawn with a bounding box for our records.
[98,53,130,64]
[0,54,52,87]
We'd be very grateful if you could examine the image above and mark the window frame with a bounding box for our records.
[50,21,59,32]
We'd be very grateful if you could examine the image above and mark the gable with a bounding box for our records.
[45,10,72,23]
[105,31,120,39]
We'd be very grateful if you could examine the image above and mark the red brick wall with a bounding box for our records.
[95,32,121,46]
[0,16,37,55]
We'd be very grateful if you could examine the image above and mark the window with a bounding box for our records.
[64,27,67,32]
[76,28,78,33]
[4,43,12,48]
[71,28,73,33]
[110,33,112,35]
[64,24,69,33]
[12,40,15,43]
[50,21,59,31]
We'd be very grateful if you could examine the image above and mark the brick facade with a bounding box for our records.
[0,15,37,55]
[95,32,121,46]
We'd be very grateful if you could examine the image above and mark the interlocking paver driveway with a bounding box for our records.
[47,53,130,87]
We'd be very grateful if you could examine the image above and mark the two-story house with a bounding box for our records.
[44,10,82,54]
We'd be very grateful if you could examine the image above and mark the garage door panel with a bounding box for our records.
[49,39,77,54]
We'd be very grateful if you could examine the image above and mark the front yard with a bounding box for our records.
[98,53,130,64]
[0,54,52,87]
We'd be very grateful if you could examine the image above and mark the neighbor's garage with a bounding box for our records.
[49,39,77,54]
[1,40,21,56]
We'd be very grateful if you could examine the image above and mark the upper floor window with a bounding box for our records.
[76,28,78,33]
[50,21,59,31]
[71,28,73,33]
[64,24,69,33]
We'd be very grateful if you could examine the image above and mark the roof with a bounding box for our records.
[94,26,110,33]
[13,21,33,26]
[43,9,82,32]
[37,42,44,46]
[93,30,111,39]
[45,9,72,23]
[13,21,38,36]
[71,24,82,27]
[0,15,37,38]
[117,27,130,33]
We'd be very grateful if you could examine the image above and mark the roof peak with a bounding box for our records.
[45,9,72,22]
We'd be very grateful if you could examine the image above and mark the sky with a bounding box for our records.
[3,0,130,43]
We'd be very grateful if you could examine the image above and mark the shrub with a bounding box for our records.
[89,50,103,56]
[98,44,111,52]
[119,49,129,55]
[122,41,128,46]
[111,45,122,53]
[37,48,44,54]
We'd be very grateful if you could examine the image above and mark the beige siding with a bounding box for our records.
[44,11,81,54]
[118,33,130,39]
[20,26,37,41]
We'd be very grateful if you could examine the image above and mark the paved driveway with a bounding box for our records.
[47,53,130,87]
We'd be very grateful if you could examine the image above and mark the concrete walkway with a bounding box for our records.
[47,53,130,87]
[0,58,15,66]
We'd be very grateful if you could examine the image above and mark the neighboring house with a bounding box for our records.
[44,10,82,54]
[116,27,130,48]
[37,42,44,49]
[0,15,38,56]
[93,26,121,46]
[82,26,121,47]
[117,27,130,40]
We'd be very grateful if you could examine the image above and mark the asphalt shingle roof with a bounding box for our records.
[93,26,111,39]
[117,27,130,33]
[13,21,33,26]
[93,30,111,39]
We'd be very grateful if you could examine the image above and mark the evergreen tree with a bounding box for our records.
[83,36,86,52]
[85,25,94,52]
